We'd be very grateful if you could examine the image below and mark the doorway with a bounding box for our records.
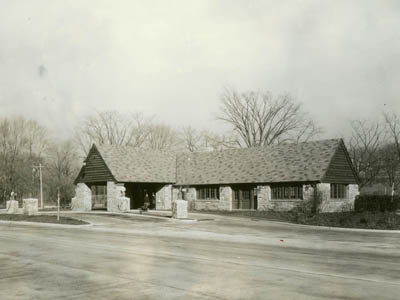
[88,183,107,210]
[125,183,163,209]
[232,185,257,210]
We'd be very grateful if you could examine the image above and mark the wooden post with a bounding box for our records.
[39,163,43,209]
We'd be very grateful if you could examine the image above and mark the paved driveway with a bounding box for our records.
[0,212,399,299]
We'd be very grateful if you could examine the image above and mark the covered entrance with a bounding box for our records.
[88,182,107,210]
[232,185,257,210]
[124,183,163,209]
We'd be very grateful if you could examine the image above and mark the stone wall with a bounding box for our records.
[184,187,196,211]
[23,198,39,216]
[172,199,188,219]
[107,182,130,212]
[257,185,271,211]
[194,186,232,211]
[71,183,92,211]
[156,184,172,210]
[348,184,360,204]
[219,186,233,210]
[270,200,303,211]
[194,200,220,210]
[318,183,358,212]
[172,187,179,201]
[173,183,359,213]
[6,200,19,214]
[257,185,303,211]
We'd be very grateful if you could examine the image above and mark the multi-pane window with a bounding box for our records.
[271,185,303,200]
[330,184,347,199]
[233,189,252,201]
[197,186,220,200]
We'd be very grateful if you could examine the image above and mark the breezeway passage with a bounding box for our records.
[0,213,399,300]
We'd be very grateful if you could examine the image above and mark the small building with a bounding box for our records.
[72,139,359,213]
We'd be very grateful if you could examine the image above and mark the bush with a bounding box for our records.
[355,195,399,212]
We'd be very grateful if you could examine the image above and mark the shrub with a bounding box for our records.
[355,195,399,212]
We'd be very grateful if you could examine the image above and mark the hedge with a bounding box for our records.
[355,195,399,212]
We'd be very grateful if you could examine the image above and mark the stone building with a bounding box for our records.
[72,139,359,213]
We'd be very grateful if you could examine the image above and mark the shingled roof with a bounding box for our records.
[176,139,350,185]
[95,144,176,183]
[81,139,358,185]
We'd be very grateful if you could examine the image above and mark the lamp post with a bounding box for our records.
[32,163,43,209]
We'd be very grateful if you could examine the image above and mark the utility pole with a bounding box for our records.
[57,188,60,222]
[32,164,44,209]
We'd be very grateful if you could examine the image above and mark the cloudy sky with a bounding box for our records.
[0,0,399,138]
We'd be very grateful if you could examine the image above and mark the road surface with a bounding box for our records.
[0,212,399,299]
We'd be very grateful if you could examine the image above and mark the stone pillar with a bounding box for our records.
[185,187,196,211]
[257,185,271,211]
[219,186,232,211]
[348,184,359,203]
[6,200,19,214]
[71,183,92,211]
[172,187,179,201]
[172,199,188,219]
[156,184,172,210]
[317,183,331,213]
[107,182,130,212]
[23,198,39,216]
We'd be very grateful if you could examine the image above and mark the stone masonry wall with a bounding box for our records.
[71,183,92,211]
[107,182,130,212]
[257,185,271,211]
[219,186,232,210]
[348,184,360,205]
[194,186,232,211]
[156,184,172,210]
[319,183,358,213]
[172,187,179,201]
[257,185,303,211]
[185,187,196,211]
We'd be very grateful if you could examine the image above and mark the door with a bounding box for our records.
[232,186,257,210]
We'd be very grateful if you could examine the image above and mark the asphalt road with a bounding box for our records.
[0,212,399,300]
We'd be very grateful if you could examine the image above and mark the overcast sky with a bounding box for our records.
[0,0,399,139]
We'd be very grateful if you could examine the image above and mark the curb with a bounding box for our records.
[0,220,93,228]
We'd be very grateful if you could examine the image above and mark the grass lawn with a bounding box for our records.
[196,210,400,230]
[0,214,89,225]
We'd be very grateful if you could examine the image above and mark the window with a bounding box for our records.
[330,184,347,199]
[271,184,303,200]
[197,186,220,200]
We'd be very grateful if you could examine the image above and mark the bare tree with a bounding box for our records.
[383,112,400,194]
[179,126,203,152]
[0,117,50,204]
[380,143,400,195]
[146,123,179,151]
[384,112,400,161]
[74,111,150,155]
[45,140,80,206]
[348,119,385,188]
[202,130,239,151]
[218,88,321,147]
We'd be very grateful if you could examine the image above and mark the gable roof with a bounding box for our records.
[76,139,359,186]
[176,139,357,185]
[95,144,176,183]
[74,145,115,185]
[322,139,360,184]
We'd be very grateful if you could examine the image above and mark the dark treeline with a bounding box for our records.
[0,117,78,206]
